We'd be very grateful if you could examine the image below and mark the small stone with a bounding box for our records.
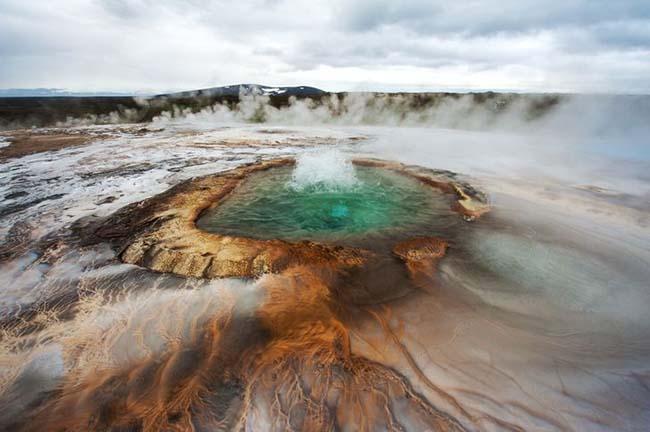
[393,237,448,263]
[96,196,118,205]
[5,191,28,200]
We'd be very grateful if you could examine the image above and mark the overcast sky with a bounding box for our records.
[1,0,649,93]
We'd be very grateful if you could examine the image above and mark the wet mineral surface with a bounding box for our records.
[0,124,649,432]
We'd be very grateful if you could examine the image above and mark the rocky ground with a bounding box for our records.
[0,122,649,431]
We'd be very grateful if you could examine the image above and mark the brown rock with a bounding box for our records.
[393,237,448,263]
[0,131,99,160]
[94,158,371,279]
[94,158,485,280]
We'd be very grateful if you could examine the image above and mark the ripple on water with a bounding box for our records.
[197,166,459,246]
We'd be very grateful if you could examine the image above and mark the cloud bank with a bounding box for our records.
[0,0,649,93]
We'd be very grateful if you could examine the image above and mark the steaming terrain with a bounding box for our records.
[0,94,649,431]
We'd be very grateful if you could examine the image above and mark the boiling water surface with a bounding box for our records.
[197,166,458,244]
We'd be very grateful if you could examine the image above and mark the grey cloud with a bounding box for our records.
[98,0,140,19]
[592,20,650,49]
[339,0,650,36]
[0,0,648,93]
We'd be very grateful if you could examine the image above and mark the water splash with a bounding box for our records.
[289,148,359,191]
[198,165,455,242]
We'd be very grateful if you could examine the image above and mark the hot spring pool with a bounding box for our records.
[196,165,458,243]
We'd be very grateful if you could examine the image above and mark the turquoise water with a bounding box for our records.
[197,166,457,243]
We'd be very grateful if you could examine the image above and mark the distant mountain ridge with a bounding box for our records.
[160,84,325,99]
[0,84,326,98]
[1,84,575,129]
[0,84,329,128]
